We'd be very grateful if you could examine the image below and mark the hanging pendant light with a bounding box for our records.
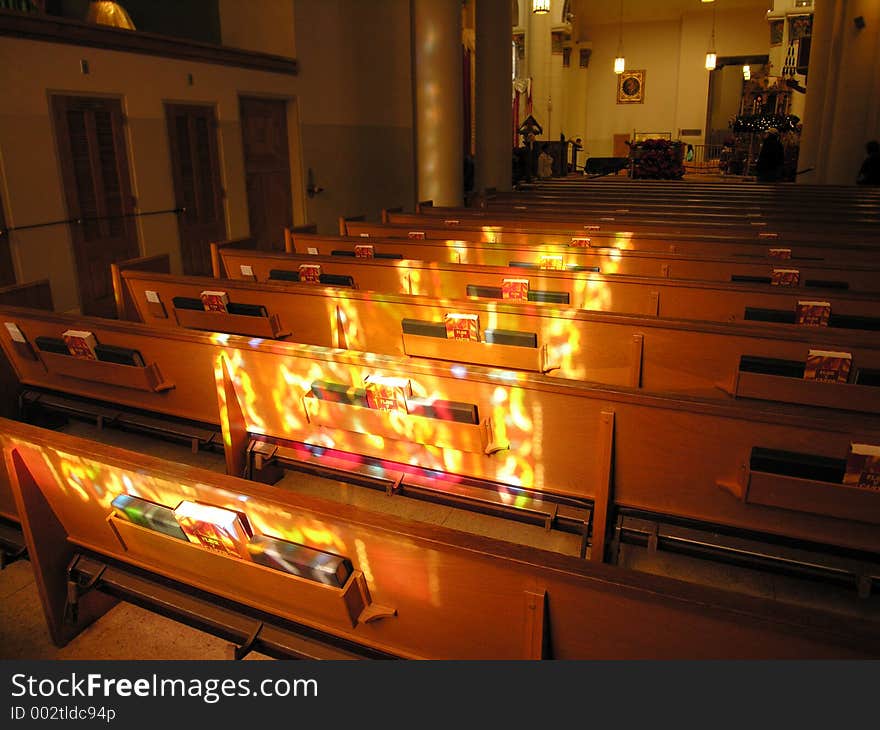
[86,1,136,30]
[614,0,625,74]
[532,0,550,14]
[705,1,717,70]
[743,64,751,80]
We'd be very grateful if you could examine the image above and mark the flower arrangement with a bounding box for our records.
[627,139,684,180]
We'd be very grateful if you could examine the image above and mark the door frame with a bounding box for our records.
[163,101,228,275]
[237,93,306,231]
[49,92,139,315]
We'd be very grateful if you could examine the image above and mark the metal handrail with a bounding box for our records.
[0,207,184,236]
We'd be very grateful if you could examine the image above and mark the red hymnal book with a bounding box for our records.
[771,268,800,287]
[803,349,852,384]
[354,244,374,259]
[539,254,564,271]
[200,290,229,313]
[502,278,529,301]
[173,501,253,560]
[62,329,98,359]
[843,443,880,490]
[444,313,480,341]
[795,301,831,326]
[364,374,412,413]
[299,264,322,282]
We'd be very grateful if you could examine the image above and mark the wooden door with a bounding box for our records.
[52,95,139,317]
[239,97,292,251]
[0,187,13,286]
[612,134,631,158]
[165,104,227,275]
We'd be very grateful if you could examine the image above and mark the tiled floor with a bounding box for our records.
[1,417,876,660]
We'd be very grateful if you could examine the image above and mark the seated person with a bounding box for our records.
[857,140,880,185]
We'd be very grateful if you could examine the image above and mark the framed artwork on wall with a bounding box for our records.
[617,70,645,104]
[633,131,671,142]
[789,14,813,40]
[770,19,784,46]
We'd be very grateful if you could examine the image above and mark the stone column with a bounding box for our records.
[526,0,552,141]
[412,0,463,206]
[475,0,514,192]
[797,0,846,183]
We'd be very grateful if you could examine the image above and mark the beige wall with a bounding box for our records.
[293,0,415,229]
[219,0,296,58]
[580,8,768,157]
[560,43,590,149]
[0,36,300,312]
[0,0,417,312]
[709,65,748,141]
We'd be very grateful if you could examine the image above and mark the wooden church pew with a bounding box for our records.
[521,179,880,203]
[119,266,880,412]
[387,206,880,249]
[2,304,880,562]
[509,180,880,208]
[283,231,880,292]
[212,336,880,560]
[485,188,880,223]
[372,213,880,263]
[208,248,880,328]
[6,419,878,658]
[473,200,880,241]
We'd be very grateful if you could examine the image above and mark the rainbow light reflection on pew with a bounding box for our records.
[213,337,548,505]
[7,436,349,556]
[3,434,461,602]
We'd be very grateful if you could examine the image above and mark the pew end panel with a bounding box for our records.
[5,447,118,646]
[338,214,366,237]
[209,237,256,279]
[0,279,54,311]
[111,255,171,321]
[381,207,403,224]
[285,224,318,253]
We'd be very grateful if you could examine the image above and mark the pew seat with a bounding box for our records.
[5,419,879,659]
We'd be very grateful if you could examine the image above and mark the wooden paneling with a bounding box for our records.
[5,420,878,658]
[240,97,292,252]
[165,104,227,276]
[51,95,139,317]
[3,305,880,555]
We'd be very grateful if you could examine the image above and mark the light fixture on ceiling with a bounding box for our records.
[532,0,550,14]
[743,64,751,80]
[614,0,625,74]
[705,1,717,70]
